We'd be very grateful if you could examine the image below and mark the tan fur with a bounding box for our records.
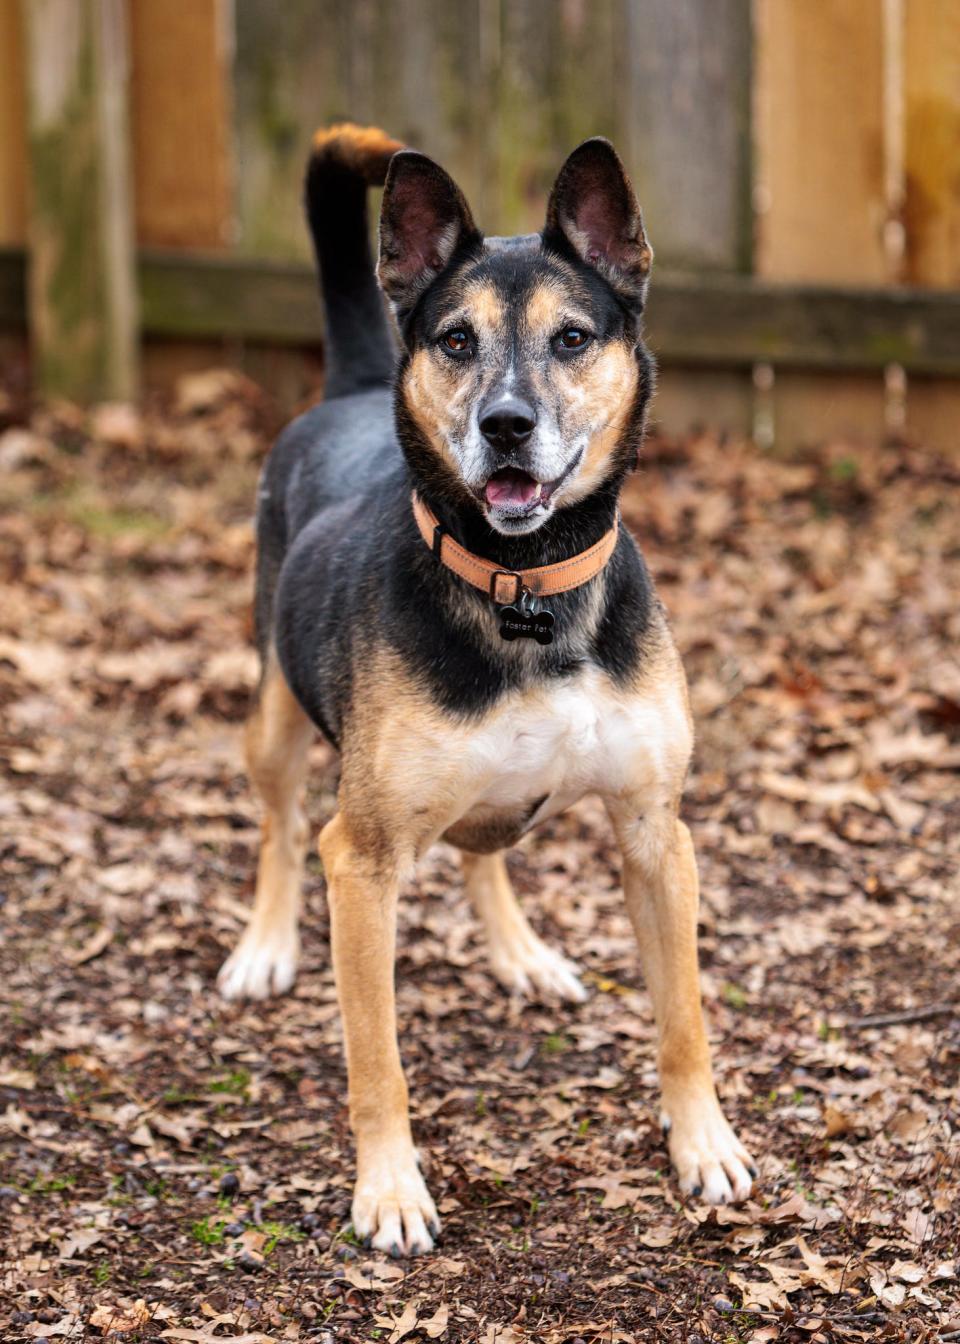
[311,122,404,182]
[461,850,585,1000]
[461,279,504,333]
[223,612,753,1249]
[404,347,473,475]
[218,662,314,1000]
[562,344,639,504]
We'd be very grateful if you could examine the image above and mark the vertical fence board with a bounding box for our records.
[904,0,960,287]
[755,0,887,283]
[624,0,752,272]
[771,372,888,451]
[902,0,960,454]
[22,0,138,400]
[232,0,751,272]
[0,0,26,245]
[651,366,754,439]
[128,0,232,248]
[754,0,888,448]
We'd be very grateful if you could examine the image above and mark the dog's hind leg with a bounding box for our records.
[460,851,586,1003]
[218,659,314,1000]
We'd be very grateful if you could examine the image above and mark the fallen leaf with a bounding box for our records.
[88,1300,151,1333]
[63,925,113,966]
[423,1302,449,1338]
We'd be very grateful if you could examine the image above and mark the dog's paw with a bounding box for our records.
[489,930,587,1004]
[352,1148,440,1257]
[217,927,299,1001]
[662,1097,756,1205]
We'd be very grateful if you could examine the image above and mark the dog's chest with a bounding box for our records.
[463,665,688,821]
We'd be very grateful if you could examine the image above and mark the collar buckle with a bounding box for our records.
[489,569,524,606]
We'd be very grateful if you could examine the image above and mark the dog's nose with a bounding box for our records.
[479,394,536,452]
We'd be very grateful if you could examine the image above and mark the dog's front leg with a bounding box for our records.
[318,812,439,1256]
[607,802,756,1204]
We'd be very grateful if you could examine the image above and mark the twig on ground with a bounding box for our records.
[848,1003,957,1030]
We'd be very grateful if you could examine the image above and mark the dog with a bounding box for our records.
[217,123,756,1256]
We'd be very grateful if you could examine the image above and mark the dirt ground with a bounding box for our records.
[0,372,957,1343]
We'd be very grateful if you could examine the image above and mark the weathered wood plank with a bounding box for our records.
[3,246,958,377]
[131,251,960,375]
[904,0,960,287]
[21,0,138,400]
[0,0,27,246]
[755,0,888,283]
[651,367,754,438]
[905,377,960,456]
[128,0,233,249]
[231,0,751,269]
[0,246,26,327]
[770,372,888,450]
[623,0,752,272]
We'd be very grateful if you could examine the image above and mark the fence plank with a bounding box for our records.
[128,0,232,248]
[22,0,138,400]
[0,0,26,246]
[902,0,960,454]
[755,0,887,283]
[232,0,751,271]
[126,250,960,375]
[904,0,960,287]
[623,0,752,272]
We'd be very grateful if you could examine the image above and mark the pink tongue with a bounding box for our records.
[485,469,541,507]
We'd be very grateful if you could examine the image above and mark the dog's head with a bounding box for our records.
[379,140,654,535]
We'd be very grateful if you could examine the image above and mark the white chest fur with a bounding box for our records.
[465,664,691,819]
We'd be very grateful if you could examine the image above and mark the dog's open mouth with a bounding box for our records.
[484,467,544,510]
[483,453,583,514]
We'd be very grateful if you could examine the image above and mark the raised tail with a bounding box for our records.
[305,123,405,400]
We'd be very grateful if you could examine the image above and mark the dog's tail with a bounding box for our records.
[305,122,405,400]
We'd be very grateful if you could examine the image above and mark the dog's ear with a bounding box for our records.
[378,150,480,315]
[544,138,652,307]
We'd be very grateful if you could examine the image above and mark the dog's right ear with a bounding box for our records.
[378,151,479,316]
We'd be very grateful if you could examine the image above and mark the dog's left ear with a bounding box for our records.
[544,138,652,307]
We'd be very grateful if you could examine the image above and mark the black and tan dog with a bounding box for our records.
[218,123,756,1255]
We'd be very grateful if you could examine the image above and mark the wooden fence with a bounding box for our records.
[0,0,958,449]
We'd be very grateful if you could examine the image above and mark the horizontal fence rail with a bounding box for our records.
[4,247,959,378]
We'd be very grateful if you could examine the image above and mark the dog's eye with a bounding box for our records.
[439,329,472,357]
[556,326,591,352]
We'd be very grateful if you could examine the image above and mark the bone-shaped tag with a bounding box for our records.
[498,606,555,645]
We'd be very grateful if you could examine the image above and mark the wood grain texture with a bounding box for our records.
[755,0,887,283]
[22,0,138,400]
[128,0,232,248]
[232,0,750,270]
[651,367,753,438]
[623,0,752,272]
[904,0,960,287]
[770,371,887,451]
[130,251,960,375]
[905,377,960,455]
[0,0,26,246]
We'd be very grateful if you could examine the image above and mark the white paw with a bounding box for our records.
[662,1097,756,1204]
[489,930,587,1004]
[217,926,299,1001]
[352,1146,440,1257]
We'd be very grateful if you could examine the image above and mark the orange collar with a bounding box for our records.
[411,493,618,605]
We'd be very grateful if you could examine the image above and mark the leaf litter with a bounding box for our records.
[0,378,957,1341]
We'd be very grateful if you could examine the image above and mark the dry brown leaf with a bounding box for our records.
[63,925,113,966]
[374,1299,420,1344]
[422,1302,450,1338]
[88,1300,151,1333]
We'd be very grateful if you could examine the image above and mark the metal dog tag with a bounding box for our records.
[499,604,555,645]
